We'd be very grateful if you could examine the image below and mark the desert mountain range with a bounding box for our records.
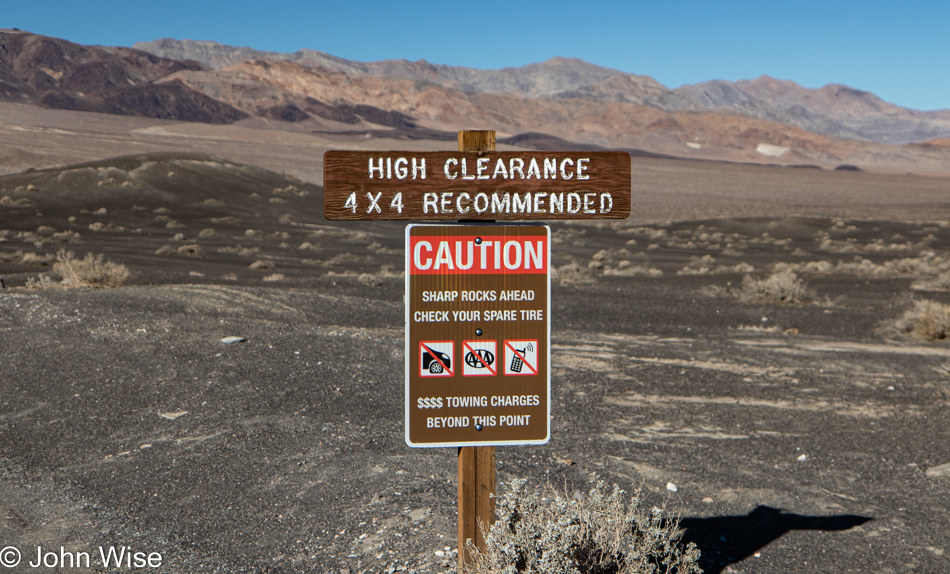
[2,29,949,173]
[133,38,950,146]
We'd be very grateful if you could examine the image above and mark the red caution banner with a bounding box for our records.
[409,235,548,275]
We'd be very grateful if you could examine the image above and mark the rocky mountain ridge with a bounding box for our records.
[134,38,682,102]
[0,30,247,123]
[676,76,950,144]
[136,37,950,145]
[2,30,949,174]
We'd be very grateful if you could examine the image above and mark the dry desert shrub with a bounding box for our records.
[816,234,930,254]
[19,252,56,265]
[679,256,755,275]
[589,249,660,277]
[738,270,816,305]
[468,479,700,574]
[272,184,307,196]
[882,300,950,341]
[676,255,716,275]
[249,259,274,270]
[358,272,382,286]
[51,230,81,243]
[322,253,348,267]
[218,245,260,257]
[177,244,206,257]
[24,274,58,290]
[321,253,373,266]
[367,241,401,255]
[377,264,404,278]
[0,250,21,262]
[913,272,950,291]
[775,253,950,278]
[550,227,586,245]
[603,262,663,277]
[552,261,595,284]
[53,249,129,288]
[0,195,34,207]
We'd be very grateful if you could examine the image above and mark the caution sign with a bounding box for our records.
[406,224,550,447]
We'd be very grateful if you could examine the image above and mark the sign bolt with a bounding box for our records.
[475,424,483,431]
[475,237,482,245]
[475,328,483,337]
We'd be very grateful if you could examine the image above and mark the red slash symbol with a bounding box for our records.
[505,340,538,375]
[463,340,497,376]
[421,342,453,376]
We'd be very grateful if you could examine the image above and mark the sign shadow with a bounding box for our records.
[680,505,872,573]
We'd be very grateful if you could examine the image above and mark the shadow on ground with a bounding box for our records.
[681,506,872,573]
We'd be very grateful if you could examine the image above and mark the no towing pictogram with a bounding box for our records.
[462,340,497,376]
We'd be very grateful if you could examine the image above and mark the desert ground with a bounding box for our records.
[1,104,950,573]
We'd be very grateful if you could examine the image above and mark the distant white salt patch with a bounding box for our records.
[756,143,790,157]
[686,142,702,150]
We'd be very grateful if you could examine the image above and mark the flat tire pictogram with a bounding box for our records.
[420,341,454,377]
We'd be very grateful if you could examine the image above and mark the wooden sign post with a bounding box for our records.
[457,130,497,571]
[323,129,632,572]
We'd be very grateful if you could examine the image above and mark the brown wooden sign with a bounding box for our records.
[324,150,631,220]
[405,224,550,447]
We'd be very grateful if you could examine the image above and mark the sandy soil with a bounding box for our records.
[1,107,950,573]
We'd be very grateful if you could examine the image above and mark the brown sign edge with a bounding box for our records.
[403,223,552,448]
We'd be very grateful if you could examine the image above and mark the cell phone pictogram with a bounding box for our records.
[504,340,538,376]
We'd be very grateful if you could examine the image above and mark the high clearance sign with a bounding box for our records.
[324,151,631,220]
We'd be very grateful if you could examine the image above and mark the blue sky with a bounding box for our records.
[5,1,948,111]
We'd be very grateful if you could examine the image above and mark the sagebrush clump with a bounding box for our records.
[553,261,595,284]
[53,249,130,288]
[469,479,701,574]
[738,270,815,305]
[882,299,950,341]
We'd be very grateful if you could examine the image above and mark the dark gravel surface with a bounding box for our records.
[1,153,950,573]
[2,269,949,573]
